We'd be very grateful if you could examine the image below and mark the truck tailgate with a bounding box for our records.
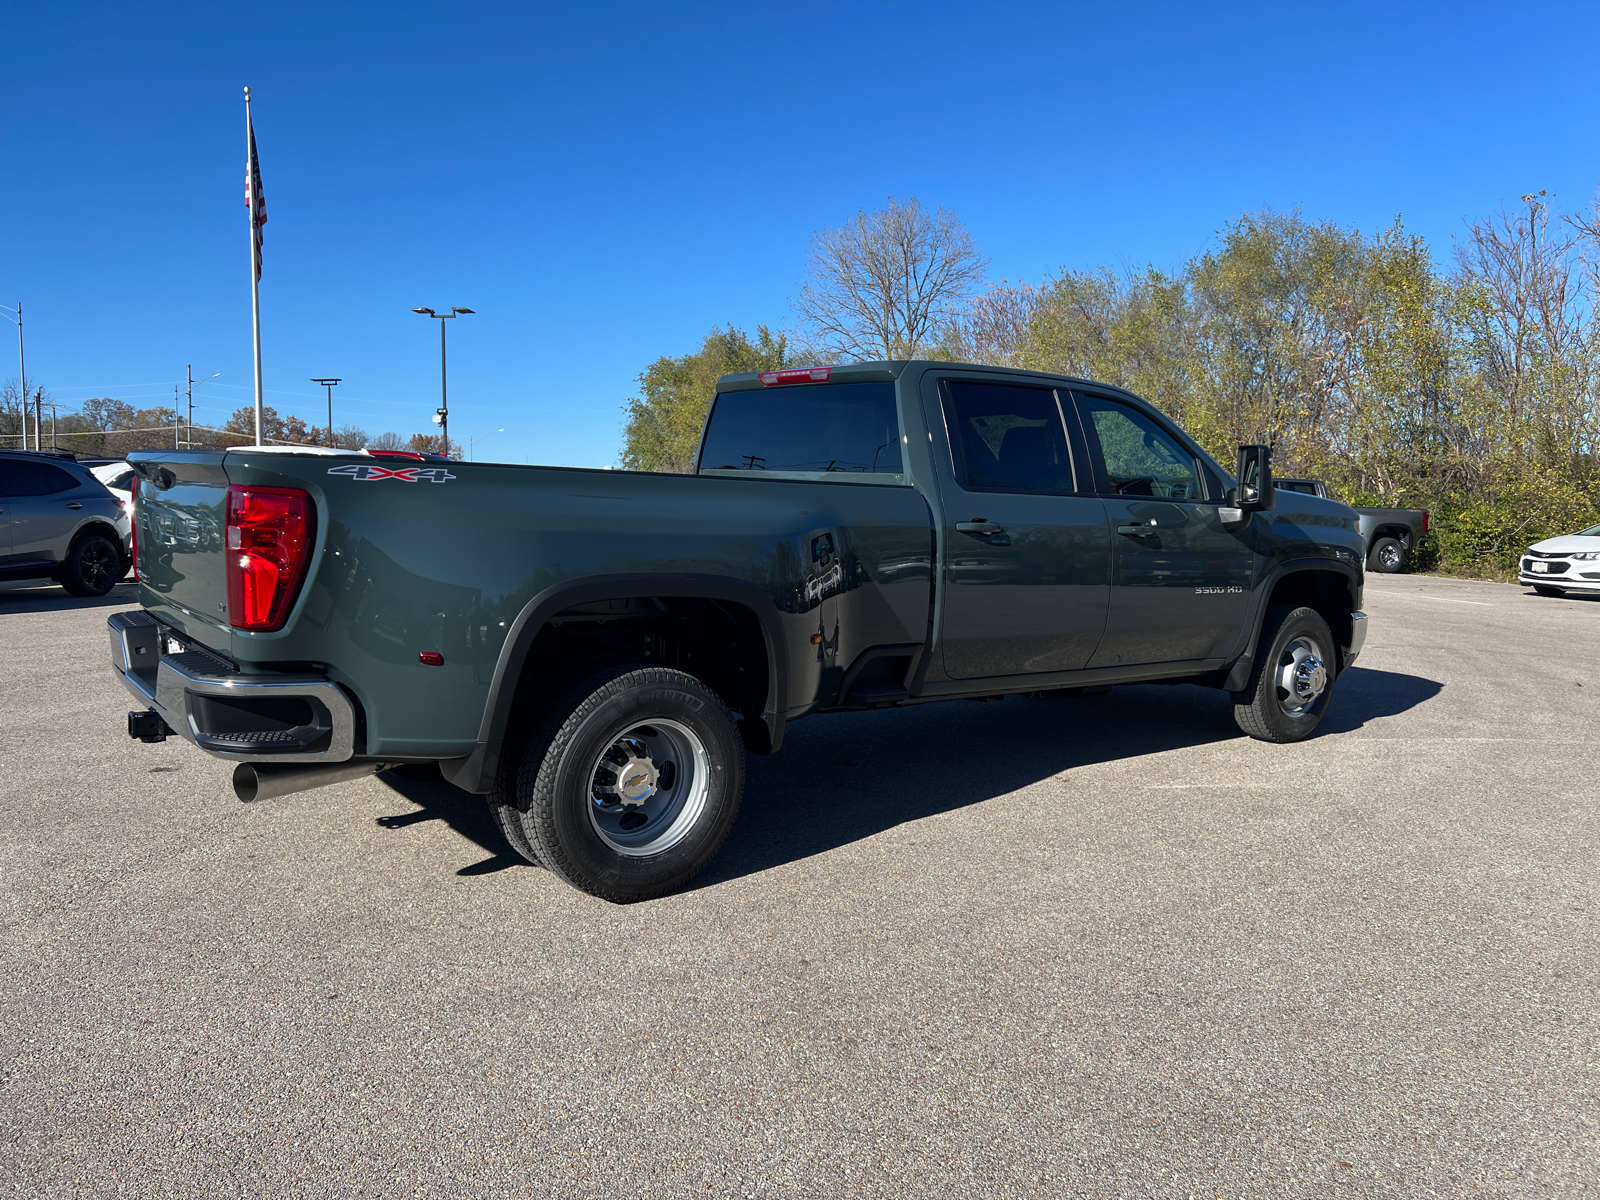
[130,451,234,651]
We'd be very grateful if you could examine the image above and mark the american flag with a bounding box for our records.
[245,110,267,280]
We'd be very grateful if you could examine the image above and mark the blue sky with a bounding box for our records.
[4,2,1598,467]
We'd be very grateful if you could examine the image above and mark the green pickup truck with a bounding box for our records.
[110,361,1368,901]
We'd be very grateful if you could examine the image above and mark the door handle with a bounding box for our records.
[66,502,83,509]
[1116,522,1156,536]
[956,520,1005,536]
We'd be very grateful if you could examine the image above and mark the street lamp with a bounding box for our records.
[469,428,504,461]
[411,306,474,458]
[0,302,26,450]
[311,378,341,447]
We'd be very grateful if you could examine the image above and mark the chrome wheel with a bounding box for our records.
[1275,634,1328,717]
[1378,543,1402,570]
[587,718,709,857]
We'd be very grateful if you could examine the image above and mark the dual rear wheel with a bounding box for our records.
[489,665,746,902]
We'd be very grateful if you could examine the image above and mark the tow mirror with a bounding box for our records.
[1220,444,1274,527]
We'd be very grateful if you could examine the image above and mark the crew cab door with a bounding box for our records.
[932,379,1110,678]
[1067,391,1255,667]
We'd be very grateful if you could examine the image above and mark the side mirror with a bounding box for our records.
[1234,444,1274,511]
[1220,444,1273,527]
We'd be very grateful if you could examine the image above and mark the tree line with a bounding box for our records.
[622,194,1600,578]
[0,388,448,457]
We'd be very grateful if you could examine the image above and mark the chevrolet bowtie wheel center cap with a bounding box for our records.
[615,757,658,805]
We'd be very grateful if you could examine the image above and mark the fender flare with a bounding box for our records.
[1222,558,1361,693]
[440,572,790,794]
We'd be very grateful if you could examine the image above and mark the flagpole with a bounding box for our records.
[245,86,264,447]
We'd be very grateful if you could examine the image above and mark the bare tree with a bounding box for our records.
[1455,191,1595,465]
[940,280,1039,366]
[795,198,988,362]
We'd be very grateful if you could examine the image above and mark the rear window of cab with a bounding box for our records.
[698,382,903,478]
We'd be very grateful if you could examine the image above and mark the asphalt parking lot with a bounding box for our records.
[1,575,1595,1198]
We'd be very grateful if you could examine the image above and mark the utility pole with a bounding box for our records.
[311,378,341,447]
[33,388,42,453]
[180,368,220,448]
[175,384,182,448]
[0,302,24,450]
[41,400,66,450]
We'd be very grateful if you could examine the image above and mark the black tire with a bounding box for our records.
[1533,585,1566,598]
[501,664,745,902]
[1368,537,1406,574]
[488,745,544,869]
[1232,605,1338,743]
[58,533,121,596]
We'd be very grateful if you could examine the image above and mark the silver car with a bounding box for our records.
[0,451,130,596]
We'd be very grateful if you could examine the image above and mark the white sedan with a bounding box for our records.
[1520,523,1600,596]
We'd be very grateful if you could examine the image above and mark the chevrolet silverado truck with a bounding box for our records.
[110,361,1368,901]
[1275,478,1428,574]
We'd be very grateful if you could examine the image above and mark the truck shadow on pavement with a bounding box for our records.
[695,666,1442,891]
[0,579,139,613]
[371,666,1441,887]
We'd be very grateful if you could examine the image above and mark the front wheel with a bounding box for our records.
[502,664,745,902]
[1232,606,1338,743]
[1368,537,1406,573]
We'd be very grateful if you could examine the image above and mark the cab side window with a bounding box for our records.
[1075,395,1202,501]
[941,382,1075,494]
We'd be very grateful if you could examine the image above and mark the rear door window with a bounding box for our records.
[941,381,1075,494]
[698,382,902,476]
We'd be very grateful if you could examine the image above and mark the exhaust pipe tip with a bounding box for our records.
[232,759,397,804]
[233,763,262,803]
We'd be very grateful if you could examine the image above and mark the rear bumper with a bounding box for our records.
[108,611,356,763]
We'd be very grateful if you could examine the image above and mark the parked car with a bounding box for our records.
[1519,523,1600,597]
[0,450,130,594]
[110,361,1370,901]
[1275,478,1428,573]
[90,460,136,507]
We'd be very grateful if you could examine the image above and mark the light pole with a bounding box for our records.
[469,428,504,461]
[0,302,24,450]
[311,378,341,447]
[411,306,473,458]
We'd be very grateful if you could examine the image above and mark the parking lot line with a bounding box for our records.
[1373,590,1493,606]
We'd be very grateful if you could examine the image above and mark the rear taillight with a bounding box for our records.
[1421,511,1430,533]
[225,485,315,631]
[129,476,139,581]
[758,367,830,387]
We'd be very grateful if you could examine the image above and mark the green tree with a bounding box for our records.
[620,325,791,472]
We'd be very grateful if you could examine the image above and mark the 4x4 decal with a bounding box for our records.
[327,464,455,483]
